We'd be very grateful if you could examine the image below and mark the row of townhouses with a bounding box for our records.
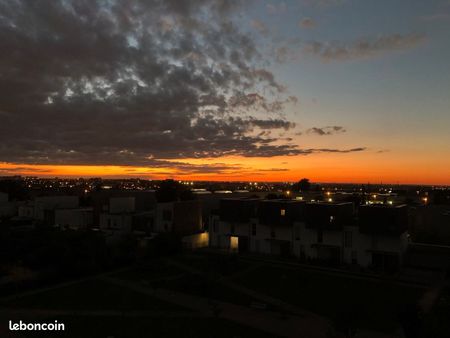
[5,189,413,271]
[210,199,409,272]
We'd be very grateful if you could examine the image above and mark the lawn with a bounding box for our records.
[170,252,252,276]
[109,260,184,282]
[1,278,186,312]
[109,255,264,307]
[160,272,263,307]
[232,264,424,331]
[422,286,450,338]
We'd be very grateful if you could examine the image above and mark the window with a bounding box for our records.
[162,210,172,221]
[344,231,352,248]
[252,223,256,236]
[213,219,217,233]
[149,219,154,231]
[317,229,323,243]
[371,236,378,250]
[300,245,305,258]
[255,240,260,253]
[294,225,300,240]
[351,250,358,264]
[280,209,286,216]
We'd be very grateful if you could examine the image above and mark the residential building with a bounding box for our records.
[54,208,93,230]
[154,200,203,236]
[210,198,409,271]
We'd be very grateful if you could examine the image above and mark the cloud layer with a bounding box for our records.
[307,126,346,136]
[0,0,366,174]
[304,33,426,61]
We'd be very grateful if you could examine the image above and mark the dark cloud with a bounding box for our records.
[251,19,269,35]
[311,147,366,153]
[304,34,426,61]
[249,118,295,130]
[419,13,450,22]
[306,126,346,136]
[258,168,290,172]
[300,0,347,8]
[266,3,287,15]
[0,0,365,170]
[299,18,316,28]
[0,166,52,173]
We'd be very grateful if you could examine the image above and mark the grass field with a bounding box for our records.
[231,263,423,331]
[2,278,186,312]
[109,260,184,282]
[1,251,428,335]
[169,252,251,276]
[111,258,265,308]
[162,252,424,331]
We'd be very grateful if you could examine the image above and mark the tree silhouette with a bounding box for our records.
[293,178,311,192]
[155,179,194,203]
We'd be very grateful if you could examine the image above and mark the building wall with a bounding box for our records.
[55,208,93,229]
[99,213,133,234]
[173,200,203,236]
[154,200,203,236]
[34,196,79,220]
[0,193,16,218]
[109,197,135,214]
[18,205,34,218]
[182,232,209,250]
[210,212,408,269]
[154,202,174,232]
[0,192,8,204]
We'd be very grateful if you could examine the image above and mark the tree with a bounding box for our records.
[0,179,29,201]
[155,179,194,203]
[293,178,311,192]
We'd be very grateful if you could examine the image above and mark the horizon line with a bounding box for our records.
[1,175,448,188]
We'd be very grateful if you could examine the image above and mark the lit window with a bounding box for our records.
[230,236,239,251]
[280,209,286,216]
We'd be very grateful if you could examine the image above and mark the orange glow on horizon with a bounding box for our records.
[1,152,449,186]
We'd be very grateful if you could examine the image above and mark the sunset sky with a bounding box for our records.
[0,0,449,184]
